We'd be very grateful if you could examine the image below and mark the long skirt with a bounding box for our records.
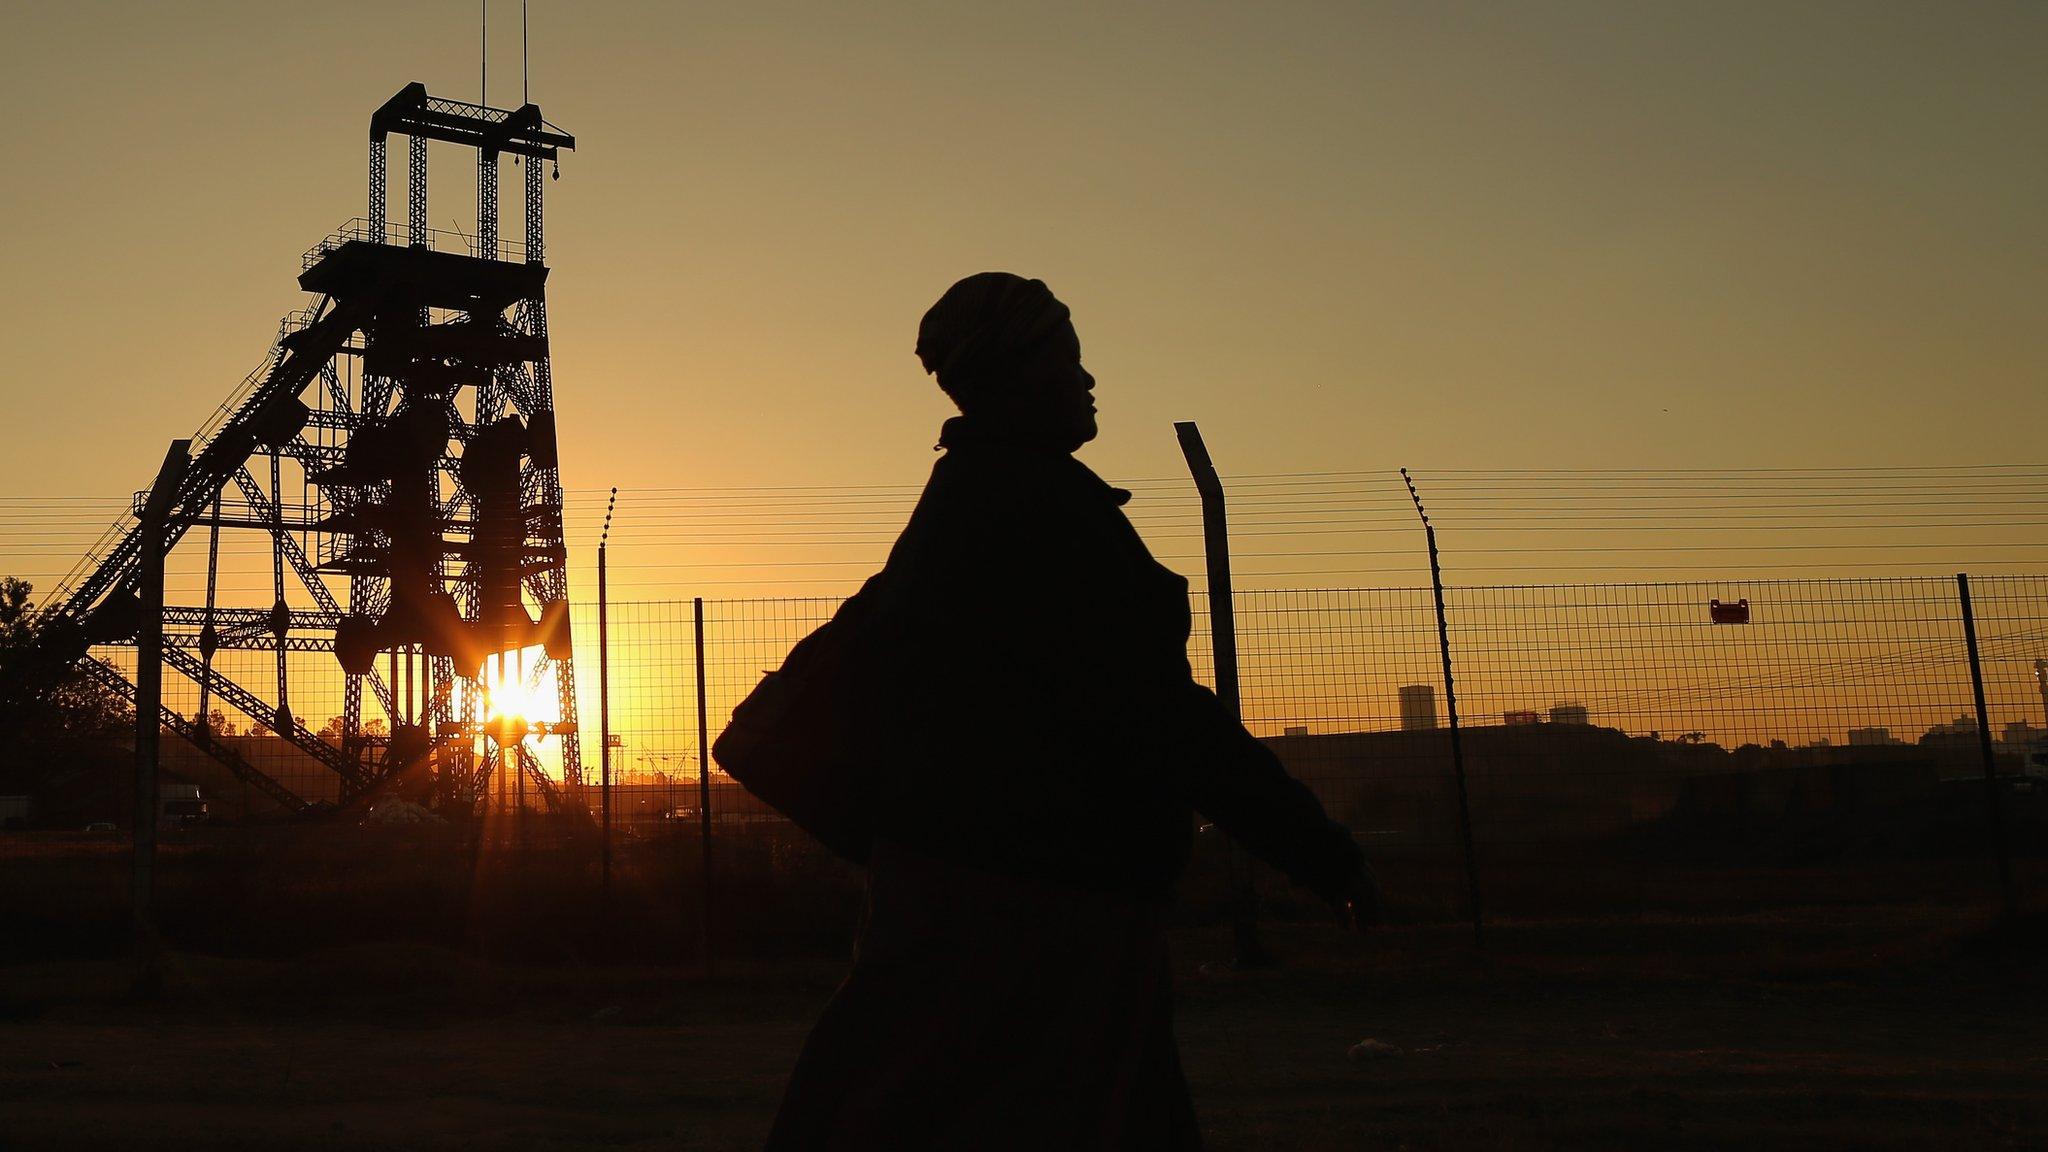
[765,840,1201,1151]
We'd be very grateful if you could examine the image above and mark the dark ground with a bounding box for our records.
[3,910,2043,1152]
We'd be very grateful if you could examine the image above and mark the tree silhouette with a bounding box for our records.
[0,575,132,796]
[316,714,387,743]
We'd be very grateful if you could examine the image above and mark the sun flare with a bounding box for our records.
[481,646,558,727]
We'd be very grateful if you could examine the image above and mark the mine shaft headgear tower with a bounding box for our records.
[325,83,583,805]
[45,83,582,816]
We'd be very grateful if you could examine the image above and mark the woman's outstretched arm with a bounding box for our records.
[1163,677,1376,914]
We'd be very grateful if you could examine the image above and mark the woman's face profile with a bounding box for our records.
[1023,319,1097,448]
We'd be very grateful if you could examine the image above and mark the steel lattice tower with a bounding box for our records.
[42,84,582,817]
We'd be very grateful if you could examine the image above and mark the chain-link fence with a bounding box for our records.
[564,574,2045,928]
[1214,577,2045,921]
[19,573,2040,966]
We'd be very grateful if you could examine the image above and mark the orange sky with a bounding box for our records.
[2,2,2045,607]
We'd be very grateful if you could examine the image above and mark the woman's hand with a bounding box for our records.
[1339,860,1384,931]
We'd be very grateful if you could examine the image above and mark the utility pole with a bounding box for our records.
[134,440,191,994]
[1174,421,1270,969]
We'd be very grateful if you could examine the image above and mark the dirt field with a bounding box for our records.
[3,915,2043,1151]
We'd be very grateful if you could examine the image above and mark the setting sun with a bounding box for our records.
[481,646,559,730]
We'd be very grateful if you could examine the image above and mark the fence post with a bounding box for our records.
[1956,573,2016,920]
[133,439,189,994]
[1401,470,1483,948]
[1173,421,1270,969]
[694,596,714,976]
[598,490,615,898]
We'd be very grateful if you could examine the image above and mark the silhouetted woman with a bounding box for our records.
[766,273,1375,1151]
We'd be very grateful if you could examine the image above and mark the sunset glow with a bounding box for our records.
[482,646,560,732]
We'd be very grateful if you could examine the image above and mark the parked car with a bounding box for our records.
[83,822,117,833]
[160,784,210,828]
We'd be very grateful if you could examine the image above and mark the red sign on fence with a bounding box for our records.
[1709,598,1751,625]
